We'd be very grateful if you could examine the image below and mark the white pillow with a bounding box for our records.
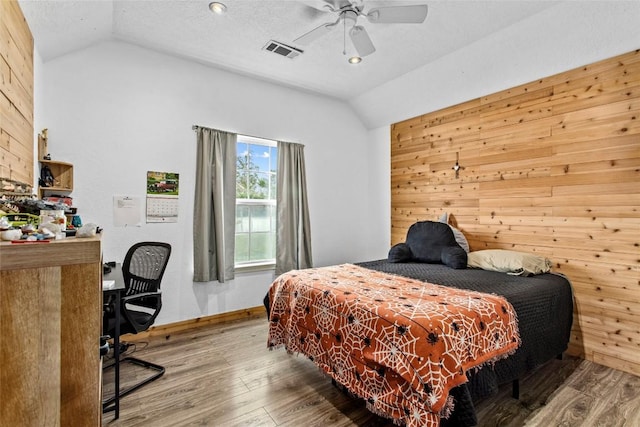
[467,250,551,276]
[437,212,469,253]
[449,226,469,253]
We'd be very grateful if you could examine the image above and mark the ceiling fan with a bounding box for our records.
[295,0,429,60]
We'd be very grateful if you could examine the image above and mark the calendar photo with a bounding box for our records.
[146,171,179,223]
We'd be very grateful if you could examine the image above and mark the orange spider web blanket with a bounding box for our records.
[267,264,520,427]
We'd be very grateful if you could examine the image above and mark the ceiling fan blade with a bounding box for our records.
[294,21,337,46]
[297,0,336,12]
[366,5,428,24]
[328,0,355,9]
[350,25,376,57]
[300,0,352,12]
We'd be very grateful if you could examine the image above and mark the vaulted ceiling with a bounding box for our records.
[19,0,559,101]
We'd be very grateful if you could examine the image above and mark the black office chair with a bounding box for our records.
[103,241,171,400]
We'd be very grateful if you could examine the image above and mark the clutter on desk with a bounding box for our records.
[39,209,66,230]
[0,229,21,241]
[1,191,94,240]
[1,196,74,216]
[77,223,101,238]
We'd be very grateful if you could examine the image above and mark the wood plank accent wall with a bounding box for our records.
[0,0,34,184]
[391,49,640,377]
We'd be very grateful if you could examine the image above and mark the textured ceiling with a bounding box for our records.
[19,0,559,100]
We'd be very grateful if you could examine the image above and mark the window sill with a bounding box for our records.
[235,262,275,273]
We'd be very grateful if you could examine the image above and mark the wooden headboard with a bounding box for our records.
[390,49,639,376]
[0,0,34,185]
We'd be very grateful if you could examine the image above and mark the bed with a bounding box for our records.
[266,222,574,426]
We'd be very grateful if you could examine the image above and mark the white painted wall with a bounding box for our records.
[39,40,373,325]
[359,0,640,249]
[35,0,639,327]
[353,1,640,129]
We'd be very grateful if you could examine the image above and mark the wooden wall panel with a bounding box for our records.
[391,49,640,376]
[0,0,33,185]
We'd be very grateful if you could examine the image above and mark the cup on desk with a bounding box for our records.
[71,215,82,228]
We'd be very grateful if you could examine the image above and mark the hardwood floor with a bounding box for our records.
[102,317,640,426]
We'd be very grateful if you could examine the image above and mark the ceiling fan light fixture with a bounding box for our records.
[208,2,227,15]
[348,56,362,64]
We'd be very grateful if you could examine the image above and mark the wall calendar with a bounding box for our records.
[146,171,179,223]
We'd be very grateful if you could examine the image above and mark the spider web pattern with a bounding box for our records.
[267,264,520,426]
[339,303,378,354]
[372,323,420,380]
[312,290,339,333]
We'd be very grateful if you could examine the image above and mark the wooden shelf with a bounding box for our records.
[38,160,73,199]
[40,186,72,193]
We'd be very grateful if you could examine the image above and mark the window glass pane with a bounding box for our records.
[252,172,269,199]
[237,142,249,173]
[250,143,271,173]
[250,204,270,232]
[236,170,249,199]
[236,144,273,200]
[268,205,276,232]
[236,142,251,199]
[269,171,277,200]
[236,142,247,199]
[249,232,275,261]
[236,205,249,232]
[235,233,249,263]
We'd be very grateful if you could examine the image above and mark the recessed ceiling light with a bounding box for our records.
[209,2,227,14]
[348,56,362,64]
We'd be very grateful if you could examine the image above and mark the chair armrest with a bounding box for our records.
[121,291,162,333]
[121,291,161,305]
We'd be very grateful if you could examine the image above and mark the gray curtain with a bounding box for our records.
[193,127,237,282]
[276,141,312,276]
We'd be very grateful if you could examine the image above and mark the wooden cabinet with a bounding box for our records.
[38,159,74,199]
[0,236,102,426]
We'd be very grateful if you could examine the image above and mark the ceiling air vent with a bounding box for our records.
[263,40,303,59]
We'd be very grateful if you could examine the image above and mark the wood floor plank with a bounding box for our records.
[102,317,639,427]
[525,360,640,427]
[524,386,593,426]
[225,407,277,427]
[618,373,640,425]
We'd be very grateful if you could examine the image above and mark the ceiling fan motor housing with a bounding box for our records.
[341,10,358,27]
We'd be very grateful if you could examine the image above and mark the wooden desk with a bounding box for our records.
[0,236,102,426]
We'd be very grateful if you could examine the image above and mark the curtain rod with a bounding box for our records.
[192,125,303,146]
[192,124,268,140]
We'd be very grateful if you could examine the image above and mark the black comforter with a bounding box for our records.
[356,260,574,426]
[264,260,574,426]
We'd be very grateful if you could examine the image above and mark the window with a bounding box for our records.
[235,136,277,267]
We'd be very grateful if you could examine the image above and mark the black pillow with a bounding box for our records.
[405,221,466,269]
[388,243,413,263]
[441,246,468,269]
